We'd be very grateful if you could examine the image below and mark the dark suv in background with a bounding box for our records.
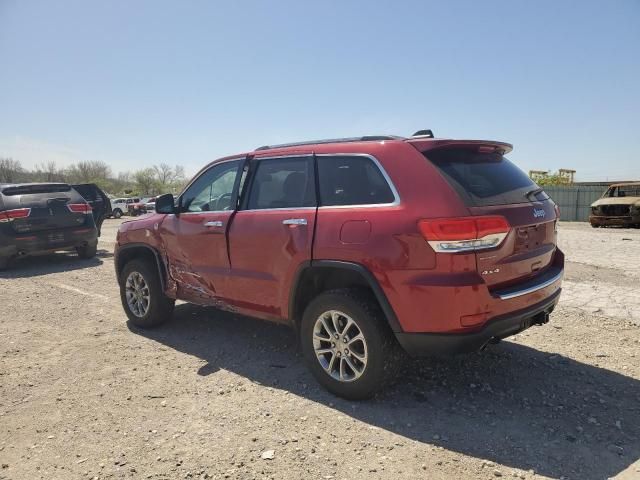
[115,131,564,399]
[72,183,112,235]
[0,183,98,270]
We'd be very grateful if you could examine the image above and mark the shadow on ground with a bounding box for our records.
[0,249,111,278]
[130,303,640,480]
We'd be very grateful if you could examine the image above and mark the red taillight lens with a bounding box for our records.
[418,218,477,241]
[419,216,509,240]
[418,216,510,253]
[67,203,92,214]
[0,208,31,222]
[475,216,510,237]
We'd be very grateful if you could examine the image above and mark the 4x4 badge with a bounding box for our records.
[533,208,546,218]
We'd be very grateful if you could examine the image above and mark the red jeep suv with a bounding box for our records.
[115,131,564,399]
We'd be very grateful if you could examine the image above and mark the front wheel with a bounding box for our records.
[113,209,123,219]
[119,260,174,328]
[300,289,401,400]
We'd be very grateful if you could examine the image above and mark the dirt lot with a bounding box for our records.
[1,220,639,480]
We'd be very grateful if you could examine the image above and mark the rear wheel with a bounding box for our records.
[119,259,174,328]
[300,289,401,400]
[113,208,123,219]
[76,242,97,259]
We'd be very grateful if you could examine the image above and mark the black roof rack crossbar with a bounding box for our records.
[255,135,405,151]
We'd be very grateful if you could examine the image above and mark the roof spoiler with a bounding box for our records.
[407,138,513,155]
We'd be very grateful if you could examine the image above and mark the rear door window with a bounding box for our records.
[424,148,543,206]
[317,155,395,206]
[245,157,316,210]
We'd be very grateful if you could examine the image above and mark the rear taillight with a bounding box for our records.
[0,208,31,223]
[67,203,92,214]
[418,216,510,253]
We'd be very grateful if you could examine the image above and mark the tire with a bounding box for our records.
[76,242,97,259]
[590,223,599,228]
[300,289,401,400]
[113,209,123,219]
[119,259,174,328]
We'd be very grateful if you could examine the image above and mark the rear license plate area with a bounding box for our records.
[47,232,65,243]
[514,224,545,253]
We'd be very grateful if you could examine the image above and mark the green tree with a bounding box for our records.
[536,172,572,186]
[134,168,157,195]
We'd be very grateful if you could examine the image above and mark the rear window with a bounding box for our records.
[424,149,544,206]
[1,184,71,196]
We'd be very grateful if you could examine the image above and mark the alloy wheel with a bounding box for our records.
[313,310,368,382]
[125,271,151,318]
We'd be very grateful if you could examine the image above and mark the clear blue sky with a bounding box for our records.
[1,0,639,181]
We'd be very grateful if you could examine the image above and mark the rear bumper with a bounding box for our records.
[0,227,97,258]
[395,288,561,356]
[589,214,640,226]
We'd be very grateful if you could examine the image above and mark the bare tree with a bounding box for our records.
[174,165,185,182]
[153,163,185,183]
[153,163,174,185]
[117,171,131,184]
[0,158,24,183]
[66,160,112,184]
[151,163,186,193]
[35,160,64,182]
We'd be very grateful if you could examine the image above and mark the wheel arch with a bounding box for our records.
[288,260,402,332]
[115,243,168,291]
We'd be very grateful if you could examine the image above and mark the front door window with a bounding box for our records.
[182,160,240,212]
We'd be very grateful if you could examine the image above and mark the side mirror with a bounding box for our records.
[155,193,176,214]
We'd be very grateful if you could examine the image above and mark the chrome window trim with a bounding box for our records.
[496,271,563,300]
[238,206,317,213]
[252,154,314,161]
[179,152,401,213]
[178,209,234,215]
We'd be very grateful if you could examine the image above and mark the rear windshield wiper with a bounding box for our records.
[525,187,544,200]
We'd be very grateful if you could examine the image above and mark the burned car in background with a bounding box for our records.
[590,182,640,228]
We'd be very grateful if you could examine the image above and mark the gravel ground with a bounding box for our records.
[1,220,639,480]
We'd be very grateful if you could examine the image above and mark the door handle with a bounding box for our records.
[204,220,224,227]
[282,218,308,226]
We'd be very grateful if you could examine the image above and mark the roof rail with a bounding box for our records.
[254,135,405,151]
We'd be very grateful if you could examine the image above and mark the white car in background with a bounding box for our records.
[110,197,140,218]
